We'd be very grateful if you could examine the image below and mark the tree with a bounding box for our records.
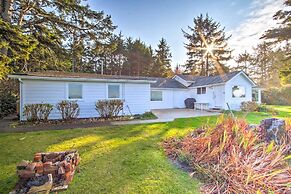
[263,0,291,43]
[182,14,231,76]
[0,0,115,77]
[234,51,255,76]
[153,38,172,77]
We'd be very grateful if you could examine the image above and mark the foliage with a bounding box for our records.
[263,0,291,42]
[56,100,80,120]
[133,112,157,120]
[0,79,18,118]
[95,99,123,119]
[240,101,259,112]
[164,118,291,193]
[23,103,53,121]
[262,86,291,105]
[152,38,172,77]
[182,14,231,76]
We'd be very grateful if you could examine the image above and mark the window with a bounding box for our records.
[232,86,246,98]
[252,90,258,101]
[197,87,206,94]
[108,84,120,99]
[68,83,82,99]
[151,91,162,101]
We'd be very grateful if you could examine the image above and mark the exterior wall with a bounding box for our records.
[150,89,189,109]
[188,85,225,109]
[224,74,253,110]
[21,80,150,120]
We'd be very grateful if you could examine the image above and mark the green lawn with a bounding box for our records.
[0,105,290,193]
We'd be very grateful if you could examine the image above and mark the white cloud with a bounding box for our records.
[227,0,284,66]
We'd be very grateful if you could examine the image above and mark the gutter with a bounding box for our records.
[8,75,156,84]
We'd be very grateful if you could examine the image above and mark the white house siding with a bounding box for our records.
[150,89,189,109]
[123,83,151,115]
[21,80,150,120]
[224,74,253,110]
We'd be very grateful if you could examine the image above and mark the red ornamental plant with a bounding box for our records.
[163,118,291,193]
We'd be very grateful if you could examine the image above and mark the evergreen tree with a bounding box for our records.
[182,14,231,76]
[153,38,172,77]
[0,0,115,77]
[234,51,255,76]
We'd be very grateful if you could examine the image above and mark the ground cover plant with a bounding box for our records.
[164,117,291,193]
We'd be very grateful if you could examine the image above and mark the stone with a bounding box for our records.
[259,118,287,144]
[26,162,37,171]
[34,153,42,162]
[35,163,44,174]
[43,165,58,175]
[65,163,72,172]
[17,160,29,170]
[27,174,52,194]
[58,166,65,175]
[17,170,35,179]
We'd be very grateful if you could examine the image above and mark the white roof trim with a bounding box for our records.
[8,75,156,84]
[150,87,188,90]
[189,82,226,88]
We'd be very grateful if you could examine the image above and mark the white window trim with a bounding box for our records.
[66,83,83,100]
[151,90,163,101]
[197,87,206,95]
[232,85,246,98]
[107,83,122,99]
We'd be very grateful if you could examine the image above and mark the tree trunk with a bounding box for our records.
[0,0,13,56]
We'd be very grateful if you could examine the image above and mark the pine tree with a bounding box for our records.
[234,51,255,76]
[153,38,172,77]
[182,14,231,76]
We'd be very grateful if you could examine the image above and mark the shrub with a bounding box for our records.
[133,112,157,120]
[240,101,259,112]
[23,103,53,121]
[163,118,291,193]
[95,99,123,119]
[56,100,80,120]
[0,93,17,119]
[262,86,291,105]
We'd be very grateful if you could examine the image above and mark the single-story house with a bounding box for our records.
[9,71,261,121]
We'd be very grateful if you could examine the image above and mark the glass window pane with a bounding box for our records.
[151,91,162,101]
[252,90,258,101]
[68,84,82,99]
[197,88,201,94]
[202,87,206,94]
[108,85,120,98]
[232,86,246,98]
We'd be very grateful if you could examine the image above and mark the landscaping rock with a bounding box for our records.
[259,118,287,144]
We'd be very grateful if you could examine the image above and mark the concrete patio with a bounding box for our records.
[112,108,221,125]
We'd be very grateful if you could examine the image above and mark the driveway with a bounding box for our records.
[112,108,221,125]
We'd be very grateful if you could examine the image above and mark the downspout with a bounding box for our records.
[18,78,24,121]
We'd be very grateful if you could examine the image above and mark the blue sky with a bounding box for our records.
[88,0,283,68]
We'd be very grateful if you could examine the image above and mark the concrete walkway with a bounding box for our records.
[112,108,221,125]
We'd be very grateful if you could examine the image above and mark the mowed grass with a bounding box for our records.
[0,105,290,193]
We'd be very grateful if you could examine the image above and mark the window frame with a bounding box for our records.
[67,83,83,100]
[107,83,122,99]
[232,85,246,98]
[197,87,206,95]
[151,90,163,101]
[252,89,259,102]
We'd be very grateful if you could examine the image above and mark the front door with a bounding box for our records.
[213,85,224,108]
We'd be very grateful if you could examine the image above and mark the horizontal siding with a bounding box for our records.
[150,89,174,109]
[21,80,150,120]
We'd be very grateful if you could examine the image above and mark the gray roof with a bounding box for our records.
[150,77,187,89]
[177,71,241,87]
[9,71,155,82]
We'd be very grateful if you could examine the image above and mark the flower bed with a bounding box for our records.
[163,117,291,193]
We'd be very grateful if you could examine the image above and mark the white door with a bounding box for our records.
[213,85,224,108]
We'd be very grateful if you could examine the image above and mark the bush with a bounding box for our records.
[240,101,259,112]
[133,112,157,120]
[23,103,53,121]
[56,100,80,120]
[0,94,17,119]
[95,99,123,119]
[262,86,291,105]
[163,118,291,193]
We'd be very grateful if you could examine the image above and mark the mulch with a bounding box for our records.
[0,115,113,133]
